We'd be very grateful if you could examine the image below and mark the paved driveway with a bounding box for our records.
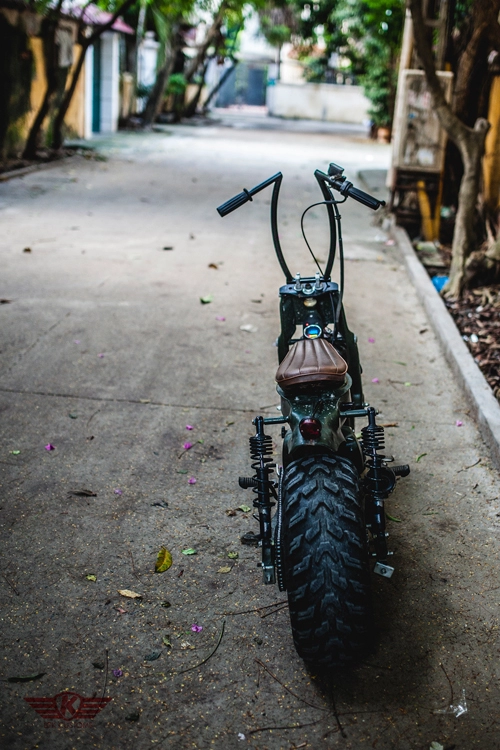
[1,119,499,749]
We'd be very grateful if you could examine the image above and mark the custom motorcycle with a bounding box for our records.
[217,163,409,669]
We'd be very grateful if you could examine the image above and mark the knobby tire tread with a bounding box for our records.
[282,454,372,669]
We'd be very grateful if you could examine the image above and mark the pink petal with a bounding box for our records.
[368,337,375,343]
[74,339,81,344]
[44,443,55,451]
[371,378,380,384]
[114,488,123,495]
[188,477,197,485]
[183,442,193,450]
[215,316,226,322]
[191,624,203,632]
[98,353,104,358]
[456,420,463,427]
[186,425,194,430]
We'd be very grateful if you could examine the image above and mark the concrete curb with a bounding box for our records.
[393,225,500,471]
[0,156,73,182]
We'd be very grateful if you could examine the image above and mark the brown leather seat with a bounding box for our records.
[276,338,348,389]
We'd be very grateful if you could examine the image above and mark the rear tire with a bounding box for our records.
[282,454,372,669]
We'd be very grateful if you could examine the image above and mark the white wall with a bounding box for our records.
[100,32,120,133]
[267,82,370,125]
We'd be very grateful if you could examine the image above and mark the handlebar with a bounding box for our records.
[217,173,282,217]
[315,168,385,210]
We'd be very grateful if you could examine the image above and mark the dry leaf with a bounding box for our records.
[118,589,142,599]
[218,566,232,574]
[155,547,173,573]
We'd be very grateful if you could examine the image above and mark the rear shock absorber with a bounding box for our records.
[361,407,396,564]
[239,416,276,584]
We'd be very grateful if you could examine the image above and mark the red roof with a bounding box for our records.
[65,2,134,34]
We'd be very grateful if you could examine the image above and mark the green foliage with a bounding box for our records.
[166,72,187,94]
[292,0,404,127]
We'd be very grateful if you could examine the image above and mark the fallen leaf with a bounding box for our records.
[151,500,168,508]
[8,672,46,683]
[144,651,161,661]
[180,641,194,650]
[68,489,96,497]
[380,423,399,428]
[68,413,78,419]
[92,661,105,669]
[416,453,428,463]
[162,246,174,251]
[86,574,97,582]
[162,635,172,648]
[0,299,11,303]
[177,470,188,475]
[155,547,173,573]
[23,247,31,253]
[10,450,20,455]
[118,589,142,599]
[394,361,407,366]
[226,420,235,426]
[218,566,232,574]
[386,513,402,523]
[228,551,239,559]
[200,294,213,304]
[125,712,140,722]
[161,601,171,608]
[181,548,197,556]
[208,263,218,269]
[139,399,151,404]
[226,509,237,516]
[238,504,251,513]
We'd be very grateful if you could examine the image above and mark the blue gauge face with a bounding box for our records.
[304,324,322,339]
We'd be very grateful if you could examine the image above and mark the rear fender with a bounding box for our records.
[278,377,354,465]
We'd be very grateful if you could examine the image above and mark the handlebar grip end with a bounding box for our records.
[216,190,250,217]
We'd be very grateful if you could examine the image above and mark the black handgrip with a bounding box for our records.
[217,190,251,217]
[346,185,385,210]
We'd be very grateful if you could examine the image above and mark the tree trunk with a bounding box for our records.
[141,30,179,128]
[408,0,490,298]
[202,59,238,111]
[182,60,209,118]
[23,2,64,159]
[51,0,137,150]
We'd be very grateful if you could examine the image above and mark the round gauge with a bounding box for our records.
[304,324,322,339]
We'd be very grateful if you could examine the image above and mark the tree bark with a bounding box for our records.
[408,0,489,298]
[51,0,136,151]
[141,26,183,128]
[22,0,64,159]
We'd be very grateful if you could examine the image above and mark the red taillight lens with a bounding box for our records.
[299,418,322,440]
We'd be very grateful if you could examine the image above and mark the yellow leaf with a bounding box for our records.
[118,589,142,599]
[155,547,173,573]
[218,566,231,574]
[86,574,97,582]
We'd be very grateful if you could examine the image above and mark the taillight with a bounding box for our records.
[299,418,322,440]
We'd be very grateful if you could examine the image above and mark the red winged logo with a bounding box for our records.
[25,692,112,721]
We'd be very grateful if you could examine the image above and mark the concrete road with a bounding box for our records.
[1,118,500,750]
